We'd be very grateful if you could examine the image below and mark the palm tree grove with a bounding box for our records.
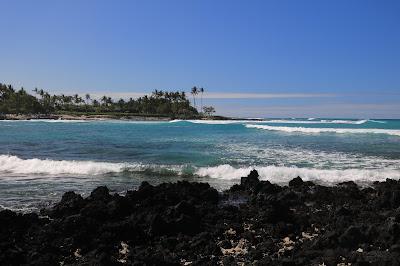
[0,83,216,119]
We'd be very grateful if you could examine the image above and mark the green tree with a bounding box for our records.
[202,106,215,117]
[191,86,198,110]
[199,87,204,112]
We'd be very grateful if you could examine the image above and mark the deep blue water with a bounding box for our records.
[1,118,400,212]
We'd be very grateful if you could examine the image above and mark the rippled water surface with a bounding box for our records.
[1,118,400,211]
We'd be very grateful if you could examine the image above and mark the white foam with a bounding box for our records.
[195,164,400,185]
[264,119,368,124]
[187,120,248,124]
[1,155,399,186]
[174,119,370,125]
[0,155,186,177]
[331,119,367,124]
[246,124,400,136]
[368,119,387,124]
[0,155,125,176]
[218,142,400,170]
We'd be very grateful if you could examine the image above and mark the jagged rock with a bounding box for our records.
[89,186,111,201]
[106,195,133,218]
[42,191,84,218]
[289,176,304,187]
[2,173,400,265]
[240,169,260,190]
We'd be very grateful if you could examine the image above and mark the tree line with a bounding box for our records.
[0,83,215,118]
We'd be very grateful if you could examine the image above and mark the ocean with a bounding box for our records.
[1,118,400,212]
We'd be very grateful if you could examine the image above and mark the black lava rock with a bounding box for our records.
[240,169,260,190]
[2,173,400,265]
[289,176,304,187]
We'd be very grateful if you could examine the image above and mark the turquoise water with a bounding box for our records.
[1,118,400,211]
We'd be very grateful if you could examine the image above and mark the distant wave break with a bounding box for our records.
[169,119,387,125]
[245,124,400,136]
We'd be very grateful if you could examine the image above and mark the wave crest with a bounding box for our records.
[0,155,124,176]
[1,155,399,186]
[0,155,190,178]
[195,164,400,185]
[246,124,400,136]
[170,119,374,125]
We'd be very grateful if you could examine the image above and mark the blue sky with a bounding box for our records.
[0,0,399,118]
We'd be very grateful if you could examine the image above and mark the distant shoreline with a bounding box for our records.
[0,113,262,121]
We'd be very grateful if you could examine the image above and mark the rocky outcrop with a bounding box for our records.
[1,171,400,265]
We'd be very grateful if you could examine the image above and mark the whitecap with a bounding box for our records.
[0,155,185,177]
[246,124,400,136]
[0,155,124,176]
[195,164,400,186]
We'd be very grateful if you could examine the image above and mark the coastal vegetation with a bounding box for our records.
[0,83,216,119]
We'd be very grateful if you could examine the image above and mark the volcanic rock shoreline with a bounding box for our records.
[1,171,400,266]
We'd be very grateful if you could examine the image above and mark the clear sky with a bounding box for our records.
[1,0,399,118]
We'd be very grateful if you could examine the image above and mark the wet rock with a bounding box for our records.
[240,169,260,191]
[289,176,304,187]
[42,191,84,218]
[89,186,111,202]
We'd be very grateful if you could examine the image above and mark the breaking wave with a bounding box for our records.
[246,124,400,136]
[170,119,375,125]
[1,155,399,186]
[195,164,400,185]
[263,119,368,124]
[0,155,186,177]
[0,155,125,176]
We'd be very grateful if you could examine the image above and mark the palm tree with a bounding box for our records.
[199,87,204,112]
[191,86,198,109]
[117,98,125,111]
[85,94,91,105]
[101,95,108,106]
[73,94,80,105]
